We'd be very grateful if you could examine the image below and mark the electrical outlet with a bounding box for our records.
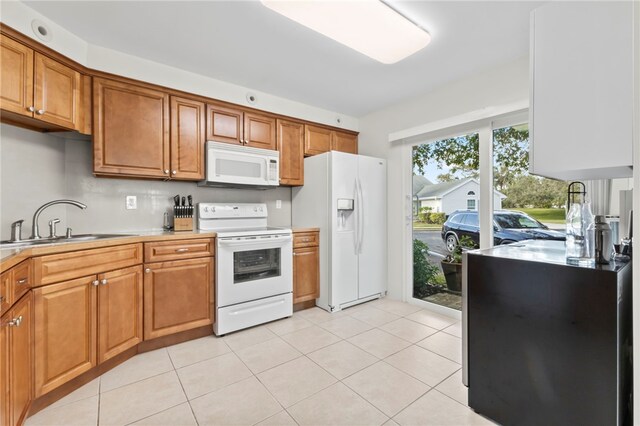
[125,196,137,210]
[276,200,282,209]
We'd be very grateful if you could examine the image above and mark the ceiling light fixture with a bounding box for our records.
[261,0,431,64]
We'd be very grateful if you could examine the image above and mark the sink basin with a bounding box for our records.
[0,234,136,249]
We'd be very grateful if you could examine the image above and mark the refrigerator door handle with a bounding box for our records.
[353,180,360,254]
[357,178,365,254]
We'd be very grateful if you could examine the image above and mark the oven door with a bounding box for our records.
[217,234,293,307]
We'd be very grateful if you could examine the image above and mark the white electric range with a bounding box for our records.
[198,203,292,335]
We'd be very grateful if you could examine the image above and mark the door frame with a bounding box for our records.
[400,108,528,316]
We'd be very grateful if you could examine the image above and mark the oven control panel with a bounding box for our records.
[198,203,267,219]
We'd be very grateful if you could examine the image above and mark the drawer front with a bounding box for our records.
[144,238,214,263]
[0,270,11,315]
[12,259,32,302]
[293,232,319,248]
[34,244,143,285]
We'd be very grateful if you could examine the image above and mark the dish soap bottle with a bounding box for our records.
[565,182,595,265]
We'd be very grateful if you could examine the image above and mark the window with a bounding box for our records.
[467,191,476,196]
[463,213,479,226]
[467,199,476,210]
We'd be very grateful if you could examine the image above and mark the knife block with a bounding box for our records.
[174,217,193,232]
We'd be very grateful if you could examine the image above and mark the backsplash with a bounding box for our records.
[0,124,292,241]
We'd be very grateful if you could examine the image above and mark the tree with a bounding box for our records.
[502,175,566,208]
[413,127,530,191]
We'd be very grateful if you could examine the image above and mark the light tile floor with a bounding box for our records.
[26,298,494,426]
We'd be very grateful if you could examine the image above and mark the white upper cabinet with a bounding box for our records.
[530,2,634,180]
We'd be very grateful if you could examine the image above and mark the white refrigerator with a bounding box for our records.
[292,151,387,312]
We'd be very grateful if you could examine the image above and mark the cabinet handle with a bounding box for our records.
[92,280,99,286]
[172,170,177,175]
[16,278,27,285]
[175,248,189,253]
[36,109,45,115]
[8,315,23,327]
[145,268,151,273]
[27,106,35,112]
[164,169,169,174]
[100,279,108,285]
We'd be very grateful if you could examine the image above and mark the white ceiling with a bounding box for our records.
[23,1,542,117]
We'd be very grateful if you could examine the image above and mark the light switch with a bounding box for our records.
[126,196,137,210]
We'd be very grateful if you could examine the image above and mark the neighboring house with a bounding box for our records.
[413,176,506,216]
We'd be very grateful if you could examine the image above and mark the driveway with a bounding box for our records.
[413,229,448,259]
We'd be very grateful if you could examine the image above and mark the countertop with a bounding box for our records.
[0,230,217,271]
[467,239,629,272]
[292,228,320,233]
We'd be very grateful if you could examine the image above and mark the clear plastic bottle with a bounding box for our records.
[566,200,595,265]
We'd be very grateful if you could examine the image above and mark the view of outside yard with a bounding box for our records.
[412,124,566,311]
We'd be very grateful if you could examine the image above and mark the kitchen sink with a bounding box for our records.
[0,234,136,249]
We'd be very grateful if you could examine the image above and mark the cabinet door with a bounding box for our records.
[170,96,205,180]
[8,294,32,426]
[33,53,81,130]
[206,103,243,145]
[143,257,213,340]
[34,276,97,397]
[0,35,33,118]
[244,112,276,150]
[93,78,170,178]
[304,125,332,156]
[97,266,142,363]
[0,312,8,426]
[277,119,304,186]
[293,246,320,304]
[331,131,358,155]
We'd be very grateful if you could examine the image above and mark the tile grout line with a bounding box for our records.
[166,348,200,426]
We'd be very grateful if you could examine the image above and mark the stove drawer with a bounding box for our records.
[215,292,292,336]
[144,238,214,262]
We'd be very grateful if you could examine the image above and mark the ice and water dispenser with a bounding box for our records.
[337,198,354,230]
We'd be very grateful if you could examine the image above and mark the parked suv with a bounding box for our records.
[441,210,565,252]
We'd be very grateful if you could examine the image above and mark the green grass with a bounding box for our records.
[507,208,566,224]
[412,222,443,230]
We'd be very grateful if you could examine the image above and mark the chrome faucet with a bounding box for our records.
[10,220,24,242]
[30,199,87,240]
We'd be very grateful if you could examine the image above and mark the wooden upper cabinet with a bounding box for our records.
[34,276,97,397]
[304,125,332,156]
[93,77,170,178]
[206,103,243,145]
[170,96,205,180]
[34,52,81,129]
[277,119,304,186]
[332,131,358,155]
[97,265,143,363]
[0,35,33,117]
[8,294,32,426]
[143,257,213,340]
[244,112,276,150]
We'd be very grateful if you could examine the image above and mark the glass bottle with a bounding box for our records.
[566,182,595,266]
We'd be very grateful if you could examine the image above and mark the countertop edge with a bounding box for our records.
[0,231,217,272]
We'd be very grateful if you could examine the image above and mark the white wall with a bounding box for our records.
[358,57,529,300]
[0,125,292,241]
[0,1,358,131]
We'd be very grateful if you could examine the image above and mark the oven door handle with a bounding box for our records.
[218,235,292,247]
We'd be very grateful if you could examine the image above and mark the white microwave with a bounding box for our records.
[200,141,279,188]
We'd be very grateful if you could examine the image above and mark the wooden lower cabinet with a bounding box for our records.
[33,265,142,397]
[1,293,33,426]
[293,231,320,304]
[143,257,213,340]
[97,266,143,363]
[34,276,97,397]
